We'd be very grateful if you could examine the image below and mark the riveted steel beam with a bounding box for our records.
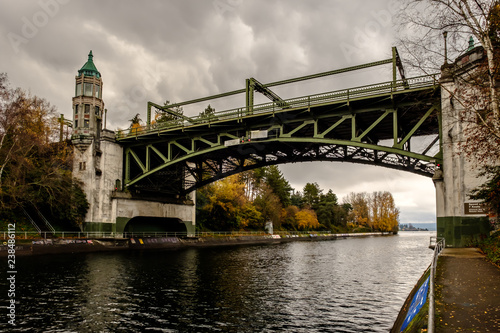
[352,110,391,142]
[393,104,439,150]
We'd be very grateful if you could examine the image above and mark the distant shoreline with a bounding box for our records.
[0,232,394,257]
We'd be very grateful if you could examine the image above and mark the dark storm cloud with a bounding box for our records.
[0,0,432,223]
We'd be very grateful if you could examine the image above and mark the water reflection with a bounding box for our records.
[1,232,434,332]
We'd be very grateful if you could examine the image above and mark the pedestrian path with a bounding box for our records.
[435,248,500,332]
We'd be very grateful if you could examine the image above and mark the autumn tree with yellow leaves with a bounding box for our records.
[0,73,88,228]
[343,191,399,232]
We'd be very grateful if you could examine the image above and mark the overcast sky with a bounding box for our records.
[0,0,437,225]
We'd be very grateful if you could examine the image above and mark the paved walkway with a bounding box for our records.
[435,248,500,332]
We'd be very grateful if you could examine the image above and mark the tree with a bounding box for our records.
[129,113,143,134]
[199,104,216,119]
[315,190,340,230]
[295,208,320,230]
[344,192,371,228]
[199,175,260,230]
[290,191,304,208]
[303,182,322,208]
[263,165,292,206]
[254,183,282,229]
[370,191,400,232]
[470,166,500,226]
[397,0,500,163]
[155,100,184,127]
[282,205,300,230]
[0,73,88,227]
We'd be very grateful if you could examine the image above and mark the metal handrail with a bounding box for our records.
[428,237,445,333]
[20,207,41,233]
[1,230,387,240]
[33,205,56,233]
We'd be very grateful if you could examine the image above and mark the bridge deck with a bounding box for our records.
[117,74,440,142]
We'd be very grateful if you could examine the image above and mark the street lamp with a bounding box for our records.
[443,31,448,64]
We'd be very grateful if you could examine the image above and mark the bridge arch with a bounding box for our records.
[124,134,439,196]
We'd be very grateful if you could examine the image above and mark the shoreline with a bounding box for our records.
[0,232,393,257]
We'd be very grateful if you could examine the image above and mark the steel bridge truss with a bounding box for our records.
[122,94,441,196]
[120,48,441,196]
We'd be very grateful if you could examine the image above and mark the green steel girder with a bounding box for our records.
[246,77,290,114]
[144,47,408,127]
[124,73,439,141]
[126,138,439,196]
[123,96,442,194]
[119,50,441,196]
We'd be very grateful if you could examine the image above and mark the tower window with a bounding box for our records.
[85,104,90,114]
[75,83,82,96]
[75,120,78,128]
[74,104,79,114]
[96,85,100,98]
[84,119,89,128]
[84,83,93,96]
[79,162,86,171]
[95,106,100,116]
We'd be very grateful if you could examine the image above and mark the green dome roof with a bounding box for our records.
[78,50,101,78]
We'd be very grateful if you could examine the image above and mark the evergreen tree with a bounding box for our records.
[264,165,292,207]
[303,182,322,208]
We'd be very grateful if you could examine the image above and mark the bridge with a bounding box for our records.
[117,47,441,197]
[71,46,490,247]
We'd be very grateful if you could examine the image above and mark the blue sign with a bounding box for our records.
[400,276,430,332]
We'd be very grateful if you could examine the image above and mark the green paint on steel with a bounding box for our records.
[124,136,440,188]
[148,144,169,163]
[124,73,439,140]
[393,104,439,149]
[315,115,350,139]
[281,120,315,138]
[144,51,405,127]
[352,110,391,142]
[127,148,146,172]
[118,48,441,194]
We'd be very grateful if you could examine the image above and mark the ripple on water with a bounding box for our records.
[1,232,434,332]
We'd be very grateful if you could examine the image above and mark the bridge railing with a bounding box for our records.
[116,73,440,139]
[427,236,445,333]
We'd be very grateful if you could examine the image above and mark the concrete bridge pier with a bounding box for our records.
[73,129,196,236]
[434,47,491,247]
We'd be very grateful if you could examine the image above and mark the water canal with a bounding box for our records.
[1,231,434,332]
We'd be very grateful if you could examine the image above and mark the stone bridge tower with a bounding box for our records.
[72,51,123,232]
[435,45,492,247]
[71,51,195,235]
